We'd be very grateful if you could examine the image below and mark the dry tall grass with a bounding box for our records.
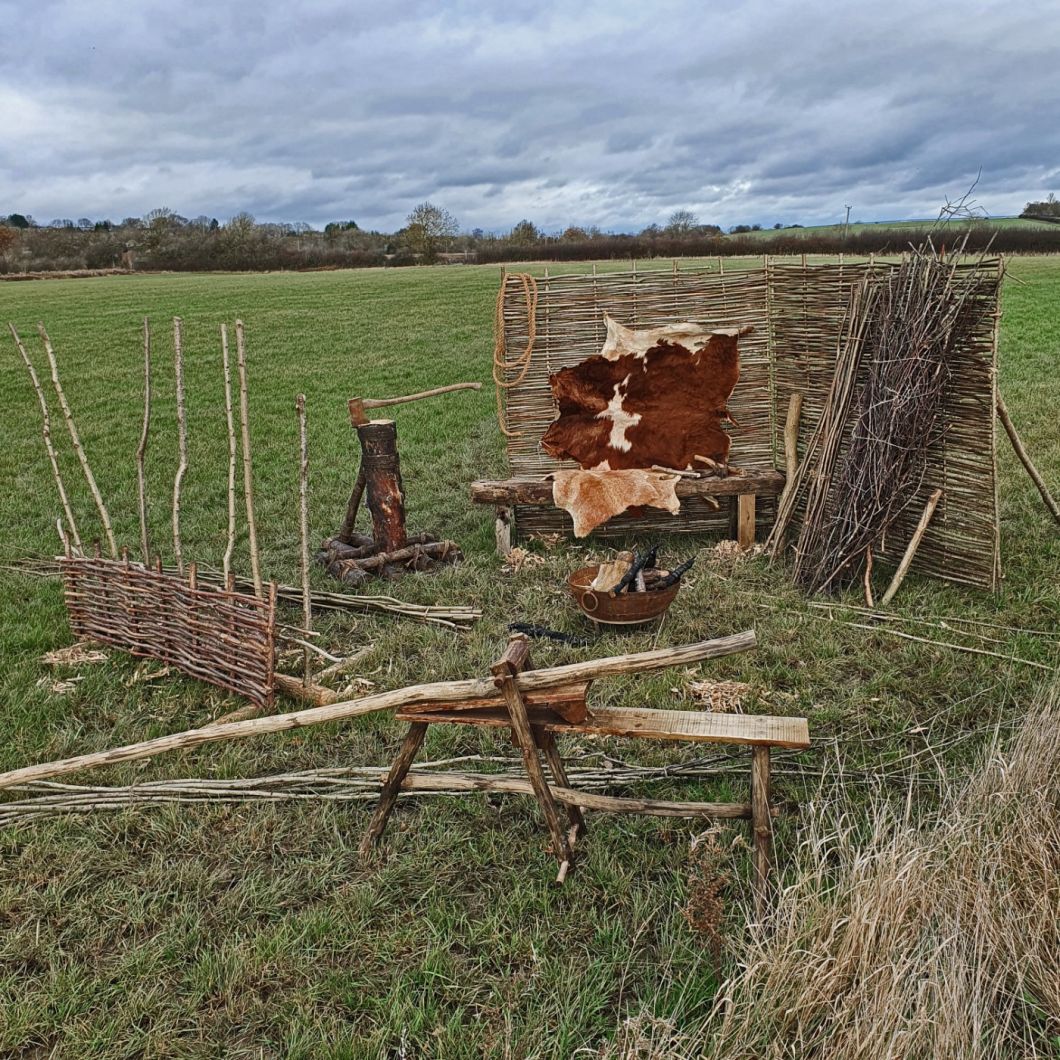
[698,683,1060,1059]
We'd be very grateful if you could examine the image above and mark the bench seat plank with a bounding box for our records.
[395,704,811,749]
[470,471,785,507]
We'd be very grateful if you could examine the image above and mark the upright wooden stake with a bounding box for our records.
[172,317,188,574]
[750,745,772,916]
[136,317,152,563]
[997,393,1060,525]
[235,320,263,597]
[880,488,943,606]
[220,324,238,583]
[296,394,312,688]
[783,392,803,482]
[8,323,82,553]
[38,323,117,558]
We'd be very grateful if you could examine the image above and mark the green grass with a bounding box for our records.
[738,215,1059,238]
[0,257,1058,1057]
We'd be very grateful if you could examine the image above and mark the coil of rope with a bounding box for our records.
[492,271,538,437]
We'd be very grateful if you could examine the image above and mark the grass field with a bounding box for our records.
[0,256,1057,1057]
[736,215,1060,238]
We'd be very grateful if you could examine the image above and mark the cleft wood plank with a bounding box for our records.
[396,704,811,749]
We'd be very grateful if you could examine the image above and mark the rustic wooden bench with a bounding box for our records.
[470,469,786,553]
[360,634,810,905]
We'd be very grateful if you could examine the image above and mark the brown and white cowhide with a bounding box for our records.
[551,467,680,538]
[541,313,750,472]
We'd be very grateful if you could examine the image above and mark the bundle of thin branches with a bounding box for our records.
[788,241,992,595]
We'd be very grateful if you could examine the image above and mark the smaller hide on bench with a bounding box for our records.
[542,314,750,535]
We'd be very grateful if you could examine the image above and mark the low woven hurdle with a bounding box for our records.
[61,554,278,709]
[361,632,810,904]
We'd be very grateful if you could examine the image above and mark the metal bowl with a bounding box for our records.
[567,565,680,626]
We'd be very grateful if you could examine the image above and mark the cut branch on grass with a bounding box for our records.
[0,631,756,790]
[8,323,83,553]
[38,322,117,558]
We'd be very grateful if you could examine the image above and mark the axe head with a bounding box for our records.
[347,397,368,426]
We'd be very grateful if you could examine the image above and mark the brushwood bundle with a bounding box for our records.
[773,241,998,596]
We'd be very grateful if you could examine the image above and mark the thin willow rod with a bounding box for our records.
[171,317,188,574]
[235,320,262,597]
[8,323,83,552]
[130,318,150,566]
[38,323,117,557]
[220,323,238,582]
[295,393,312,688]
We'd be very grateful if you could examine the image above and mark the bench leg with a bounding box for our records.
[495,506,512,557]
[737,494,756,549]
[360,722,428,857]
[750,745,772,914]
[538,730,587,838]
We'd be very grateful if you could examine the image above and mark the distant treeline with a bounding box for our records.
[2,206,1060,276]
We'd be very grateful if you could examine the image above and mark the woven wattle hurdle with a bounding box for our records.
[496,258,1002,591]
[61,556,277,707]
[769,258,1003,591]
[497,265,776,539]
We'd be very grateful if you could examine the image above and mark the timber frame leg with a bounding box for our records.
[750,745,772,915]
[491,640,573,869]
[359,721,428,857]
[538,729,586,838]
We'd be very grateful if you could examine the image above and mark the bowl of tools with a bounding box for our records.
[567,547,693,627]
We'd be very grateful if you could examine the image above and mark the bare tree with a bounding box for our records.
[403,202,458,262]
[665,209,699,235]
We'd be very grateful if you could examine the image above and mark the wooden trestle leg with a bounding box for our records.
[750,745,772,915]
[538,730,586,838]
[359,721,428,857]
[491,641,573,868]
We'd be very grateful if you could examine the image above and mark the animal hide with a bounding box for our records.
[541,313,748,472]
[551,468,680,538]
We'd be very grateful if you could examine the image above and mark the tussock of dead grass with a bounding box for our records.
[700,682,1060,1059]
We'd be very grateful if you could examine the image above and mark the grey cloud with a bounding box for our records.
[0,0,1057,231]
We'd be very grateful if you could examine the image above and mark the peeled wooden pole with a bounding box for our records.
[172,317,188,574]
[997,393,1060,525]
[38,323,118,558]
[235,320,263,596]
[8,323,83,553]
[296,394,312,688]
[880,488,944,606]
[0,631,755,790]
[220,324,238,583]
[136,317,152,563]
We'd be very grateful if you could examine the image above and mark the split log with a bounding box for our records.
[0,631,756,790]
[336,467,366,545]
[357,420,407,552]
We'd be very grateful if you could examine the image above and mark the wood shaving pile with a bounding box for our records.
[41,645,108,667]
[501,546,545,574]
[688,679,753,713]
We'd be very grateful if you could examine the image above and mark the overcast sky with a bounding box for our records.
[1,0,1058,232]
